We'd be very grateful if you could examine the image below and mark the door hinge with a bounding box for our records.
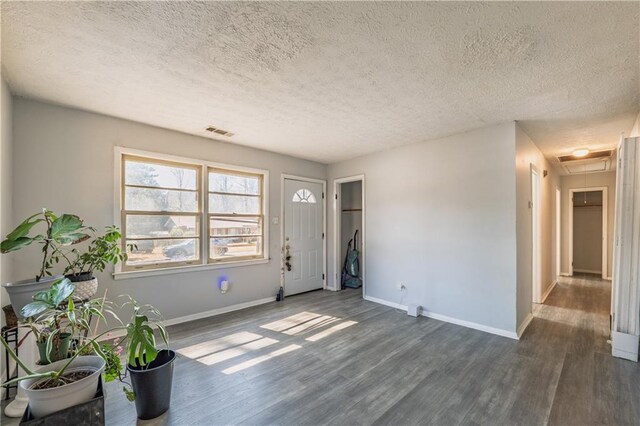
[322,232,325,239]
[322,273,325,280]
[335,194,338,200]
[322,192,325,199]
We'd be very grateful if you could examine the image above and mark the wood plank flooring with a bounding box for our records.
[3,274,638,425]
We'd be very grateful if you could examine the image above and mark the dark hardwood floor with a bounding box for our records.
[3,275,638,425]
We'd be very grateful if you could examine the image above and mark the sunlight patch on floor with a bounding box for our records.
[198,337,279,366]
[222,344,302,374]
[305,320,358,342]
[260,311,323,333]
[177,331,264,359]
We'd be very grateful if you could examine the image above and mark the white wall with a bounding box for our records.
[560,171,616,277]
[515,124,560,328]
[328,123,519,335]
[11,98,326,321]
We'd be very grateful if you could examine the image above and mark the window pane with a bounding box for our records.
[210,216,261,237]
[126,215,198,239]
[125,187,198,212]
[209,172,259,195]
[126,238,200,265]
[209,194,260,214]
[125,160,197,190]
[210,237,262,260]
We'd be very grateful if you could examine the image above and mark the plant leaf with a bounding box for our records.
[0,237,34,253]
[4,213,42,241]
[20,301,50,318]
[51,279,75,306]
[50,214,84,240]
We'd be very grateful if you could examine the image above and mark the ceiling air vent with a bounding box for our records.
[205,126,235,137]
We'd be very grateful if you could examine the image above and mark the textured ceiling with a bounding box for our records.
[1,2,639,166]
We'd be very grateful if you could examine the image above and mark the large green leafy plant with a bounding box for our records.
[60,226,129,280]
[1,281,169,402]
[0,209,91,281]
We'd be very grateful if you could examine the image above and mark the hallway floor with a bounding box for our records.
[532,275,639,425]
[3,275,638,425]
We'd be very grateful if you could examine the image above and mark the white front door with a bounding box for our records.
[284,179,324,296]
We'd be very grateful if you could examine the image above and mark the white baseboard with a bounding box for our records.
[612,331,639,362]
[541,281,558,303]
[100,296,275,341]
[574,269,602,274]
[559,272,572,277]
[517,313,533,338]
[605,276,612,281]
[363,295,518,340]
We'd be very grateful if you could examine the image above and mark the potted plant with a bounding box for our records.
[117,296,174,420]
[20,278,77,365]
[57,225,129,300]
[0,209,91,318]
[0,278,119,418]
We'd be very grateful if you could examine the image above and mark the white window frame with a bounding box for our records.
[113,147,269,279]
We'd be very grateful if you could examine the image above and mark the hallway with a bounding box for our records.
[530,275,639,425]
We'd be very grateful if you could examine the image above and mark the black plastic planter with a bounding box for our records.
[127,349,176,420]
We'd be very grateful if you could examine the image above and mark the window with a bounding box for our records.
[208,168,264,262]
[292,189,316,203]
[118,150,268,273]
[122,155,202,270]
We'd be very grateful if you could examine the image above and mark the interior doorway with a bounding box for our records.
[282,175,326,296]
[569,187,608,279]
[334,175,365,296]
[531,166,542,303]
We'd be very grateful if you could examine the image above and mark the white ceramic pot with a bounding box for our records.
[2,275,63,320]
[20,355,105,418]
[71,277,98,301]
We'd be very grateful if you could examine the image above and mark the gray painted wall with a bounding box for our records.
[560,171,616,277]
[10,98,326,321]
[515,124,560,329]
[1,77,14,397]
[328,123,519,334]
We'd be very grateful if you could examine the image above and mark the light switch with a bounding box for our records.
[272,216,279,225]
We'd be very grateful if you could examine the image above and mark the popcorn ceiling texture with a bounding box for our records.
[1,2,638,166]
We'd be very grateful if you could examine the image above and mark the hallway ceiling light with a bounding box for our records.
[572,148,590,157]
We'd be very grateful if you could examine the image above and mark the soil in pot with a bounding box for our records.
[36,332,72,365]
[66,271,93,282]
[127,349,176,420]
[31,371,93,390]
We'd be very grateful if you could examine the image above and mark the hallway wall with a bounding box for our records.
[560,171,616,277]
[515,124,560,330]
[328,122,519,336]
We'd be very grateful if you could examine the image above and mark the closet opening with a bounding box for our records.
[334,176,365,297]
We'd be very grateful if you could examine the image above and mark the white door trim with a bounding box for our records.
[281,174,327,291]
[556,187,561,278]
[568,186,608,279]
[531,165,542,303]
[333,174,366,296]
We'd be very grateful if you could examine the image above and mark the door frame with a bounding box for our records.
[281,174,327,291]
[531,165,542,303]
[333,174,366,295]
[556,187,561,278]
[568,186,608,279]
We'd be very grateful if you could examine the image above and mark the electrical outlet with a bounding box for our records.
[396,282,405,291]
